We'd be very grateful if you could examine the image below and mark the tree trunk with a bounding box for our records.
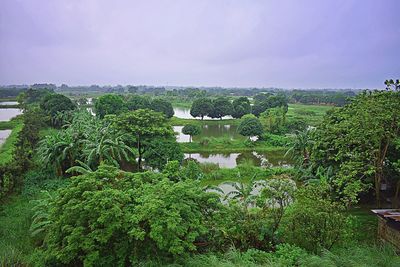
[137,135,142,171]
[375,139,389,208]
[394,180,400,208]
[189,135,192,143]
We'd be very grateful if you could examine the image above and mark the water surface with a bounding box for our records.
[0,108,22,121]
[184,151,292,168]
[0,130,12,146]
[0,101,18,105]
[174,124,243,143]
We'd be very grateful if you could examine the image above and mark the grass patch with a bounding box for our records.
[0,116,23,130]
[180,139,286,153]
[0,194,36,266]
[170,117,239,126]
[286,104,333,126]
[0,122,23,165]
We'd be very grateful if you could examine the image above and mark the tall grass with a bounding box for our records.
[0,122,23,165]
[0,195,36,266]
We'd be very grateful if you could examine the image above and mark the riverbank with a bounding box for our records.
[0,122,23,165]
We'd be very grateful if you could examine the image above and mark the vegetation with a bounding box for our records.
[182,124,201,142]
[238,114,264,139]
[0,82,399,266]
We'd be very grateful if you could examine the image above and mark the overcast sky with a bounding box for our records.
[0,0,399,88]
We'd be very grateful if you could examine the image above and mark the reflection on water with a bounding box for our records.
[174,125,243,143]
[173,107,233,120]
[184,151,292,168]
[0,108,22,121]
[86,107,96,116]
[0,130,12,146]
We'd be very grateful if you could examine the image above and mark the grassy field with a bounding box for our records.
[286,103,334,126]
[180,138,287,153]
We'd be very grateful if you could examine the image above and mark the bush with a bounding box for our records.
[40,165,220,265]
[280,185,352,253]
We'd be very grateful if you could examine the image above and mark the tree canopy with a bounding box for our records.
[238,114,264,139]
[190,98,213,120]
[94,94,127,119]
[232,97,251,119]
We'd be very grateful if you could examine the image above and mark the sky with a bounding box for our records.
[0,0,399,89]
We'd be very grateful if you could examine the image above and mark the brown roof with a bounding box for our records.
[372,209,400,222]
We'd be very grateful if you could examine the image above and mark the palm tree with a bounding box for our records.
[66,160,94,175]
[37,131,76,176]
[224,174,262,207]
[83,124,135,169]
[285,128,314,166]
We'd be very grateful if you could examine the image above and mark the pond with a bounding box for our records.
[173,107,233,120]
[0,108,22,121]
[0,129,12,146]
[184,151,292,168]
[174,125,243,143]
[0,101,18,105]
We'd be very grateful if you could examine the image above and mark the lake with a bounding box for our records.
[174,125,243,142]
[184,151,292,168]
[0,108,22,121]
[173,107,233,120]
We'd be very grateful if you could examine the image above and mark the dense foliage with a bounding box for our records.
[1,82,399,266]
[238,114,264,139]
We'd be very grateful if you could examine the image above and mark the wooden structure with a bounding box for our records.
[372,209,400,250]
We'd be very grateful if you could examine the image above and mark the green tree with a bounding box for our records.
[209,97,233,119]
[142,137,183,170]
[150,98,174,118]
[311,89,400,206]
[112,109,174,170]
[94,94,127,119]
[190,98,212,120]
[126,94,151,111]
[232,97,251,119]
[237,114,264,140]
[40,93,76,126]
[260,106,287,134]
[182,124,201,142]
[252,93,288,117]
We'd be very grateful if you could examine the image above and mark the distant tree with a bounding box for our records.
[260,106,287,134]
[150,98,174,118]
[40,94,76,126]
[209,97,233,119]
[252,93,288,117]
[126,95,151,111]
[17,88,53,107]
[190,98,212,120]
[77,98,88,105]
[112,109,174,170]
[232,97,251,118]
[182,124,201,142]
[238,114,264,140]
[94,94,127,119]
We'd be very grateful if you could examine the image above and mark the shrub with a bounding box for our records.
[280,185,352,253]
[40,165,219,265]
